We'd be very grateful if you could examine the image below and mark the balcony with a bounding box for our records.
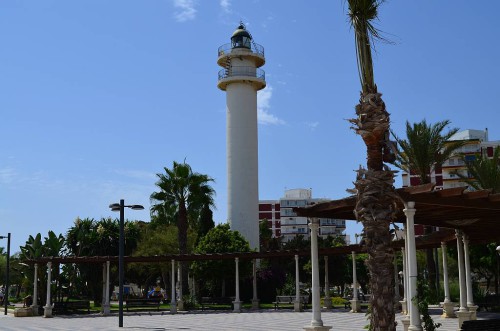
[217,42,265,69]
[217,42,265,59]
[217,66,266,91]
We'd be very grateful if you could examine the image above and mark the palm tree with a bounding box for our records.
[392,119,466,184]
[346,1,399,329]
[391,119,465,297]
[454,146,500,193]
[150,160,215,293]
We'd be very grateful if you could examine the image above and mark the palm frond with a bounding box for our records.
[347,0,391,93]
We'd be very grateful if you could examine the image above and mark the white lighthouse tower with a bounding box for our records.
[217,23,265,250]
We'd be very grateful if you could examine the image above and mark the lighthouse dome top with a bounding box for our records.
[231,24,251,39]
[231,23,252,49]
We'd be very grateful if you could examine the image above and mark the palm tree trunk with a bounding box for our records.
[351,91,398,331]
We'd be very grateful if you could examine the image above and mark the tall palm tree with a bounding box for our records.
[392,119,466,184]
[346,1,399,329]
[454,146,500,193]
[150,160,215,293]
[391,119,465,297]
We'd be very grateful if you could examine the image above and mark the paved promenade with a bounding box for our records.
[1,307,498,331]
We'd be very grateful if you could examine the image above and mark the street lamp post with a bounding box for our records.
[109,200,143,328]
[0,233,10,315]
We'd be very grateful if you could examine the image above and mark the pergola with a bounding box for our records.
[295,183,500,330]
[295,183,500,244]
[23,184,500,330]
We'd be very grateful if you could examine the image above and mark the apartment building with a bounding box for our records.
[259,188,346,242]
[402,129,500,189]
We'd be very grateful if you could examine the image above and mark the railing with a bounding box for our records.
[218,42,265,57]
[218,67,265,81]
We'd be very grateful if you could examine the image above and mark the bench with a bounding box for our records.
[53,300,90,314]
[476,295,500,311]
[200,297,234,310]
[125,298,161,311]
[273,295,308,310]
[461,319,500,331]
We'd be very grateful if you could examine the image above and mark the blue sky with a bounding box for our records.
[1,0,499,253]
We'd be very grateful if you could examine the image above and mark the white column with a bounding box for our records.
[294,254,302,312]
[456,230,471,327]
[233,257,242,312]
[463,234,474,306]
[441,242,450,303]
[101,263,106,312]
[251,259,259,309]
[440,242,455,318]
[303,218,332,331]
[404,202,422,331]
[43,262,53,318]
[323,256,331,309]
[456,230,467,312]
[400,247,408,315]
[170,259,177,314]
[350,251,361,312]
[463,233,478,319]
[32,263,39,315]
[177,264,184,310]
[103,261,110,315]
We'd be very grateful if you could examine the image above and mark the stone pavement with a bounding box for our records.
[1,307,499,331]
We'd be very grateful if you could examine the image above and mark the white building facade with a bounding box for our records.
[259,189,346,242]
[402,128,500,190]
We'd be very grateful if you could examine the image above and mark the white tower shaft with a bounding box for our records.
[226,81,259,249]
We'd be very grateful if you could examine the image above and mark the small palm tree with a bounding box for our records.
[454,146,500,193]
[150,160,215,293]
[346,1,398,329]
[392,119,466,184]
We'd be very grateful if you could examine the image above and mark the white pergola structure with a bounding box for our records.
[25,184,500,330]
[295,184,500,331]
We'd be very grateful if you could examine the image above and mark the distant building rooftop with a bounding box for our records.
[449,129,488,141]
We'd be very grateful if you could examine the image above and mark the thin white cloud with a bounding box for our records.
[220,0,231,13]
[173,0,197,22]
[114,169,156,180]
[0,167,16,184]
[257,86,285,125]
[306,122,319,131]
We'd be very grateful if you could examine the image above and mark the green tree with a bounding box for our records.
[150,160,215,293]
[197,203,215,242]
[191,224,251,297]
[391,119,465,298]
[346,1,399,329]
[18,232,64,307]
[129,224,195,296]
[259,219,273,251]
[454,146,500,193]
[65,217,140,304]
[392,119,465,184]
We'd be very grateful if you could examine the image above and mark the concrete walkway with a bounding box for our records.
[0,307,498,331]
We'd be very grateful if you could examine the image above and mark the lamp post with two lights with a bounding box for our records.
[109,200,143,328]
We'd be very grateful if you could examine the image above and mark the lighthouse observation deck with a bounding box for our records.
[217,42,266,91]
[217,67,266,91]
[217,42,265,67]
